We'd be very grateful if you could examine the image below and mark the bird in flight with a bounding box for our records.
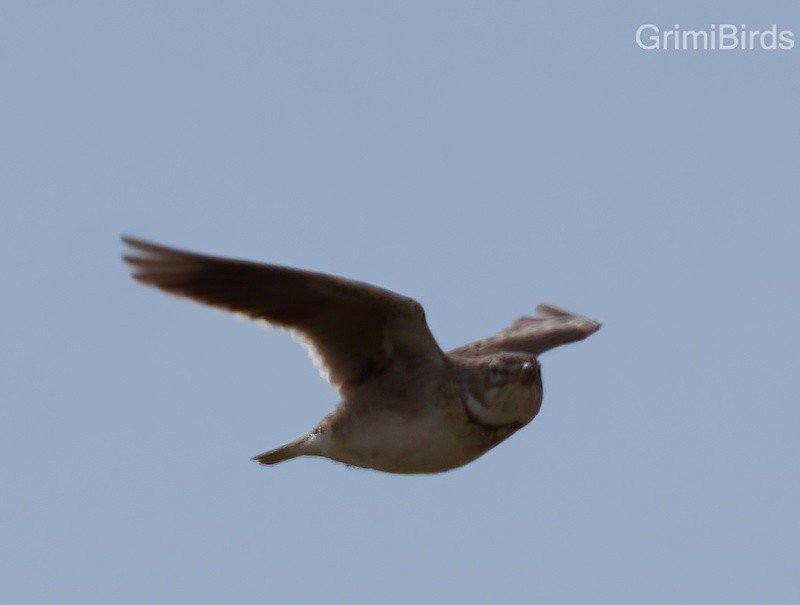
[122,237,600,474]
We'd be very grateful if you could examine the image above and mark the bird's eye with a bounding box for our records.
[489,365,507,385]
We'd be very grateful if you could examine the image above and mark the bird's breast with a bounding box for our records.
[320,399,493,474]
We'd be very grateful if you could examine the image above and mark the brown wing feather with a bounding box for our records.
[449,304,601,359]
[122,236,444,392]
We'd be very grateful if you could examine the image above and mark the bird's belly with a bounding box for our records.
[324,408,484,474]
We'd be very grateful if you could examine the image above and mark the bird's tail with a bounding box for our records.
[251,435,319,466]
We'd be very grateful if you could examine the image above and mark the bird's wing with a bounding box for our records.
[122,237,445,393]
[449,304,601,359]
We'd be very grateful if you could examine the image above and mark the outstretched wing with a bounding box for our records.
[449,304,600,359]
[122,237,444,393]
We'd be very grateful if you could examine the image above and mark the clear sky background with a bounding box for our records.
[3,2,798,603]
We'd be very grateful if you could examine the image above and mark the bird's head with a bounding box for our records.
[465,352,543,428]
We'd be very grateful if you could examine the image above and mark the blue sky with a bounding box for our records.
[3,2,798,603]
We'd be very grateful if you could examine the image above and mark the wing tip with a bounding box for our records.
[120,234,153,252]
[535,302,602,333]
[121,235,188,257]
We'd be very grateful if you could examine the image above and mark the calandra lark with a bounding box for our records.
[123,237,600,474]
